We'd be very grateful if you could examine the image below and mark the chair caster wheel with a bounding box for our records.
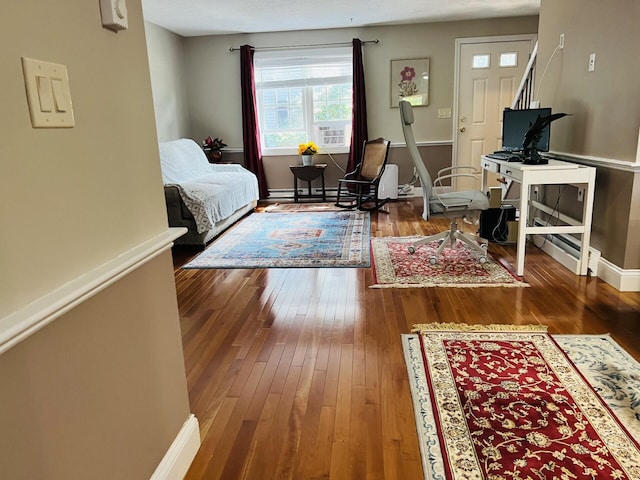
[429,257,438,265]
[479,256,488,264]
[408,246,416,254]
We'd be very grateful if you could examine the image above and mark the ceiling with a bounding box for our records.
[141,0,540,37]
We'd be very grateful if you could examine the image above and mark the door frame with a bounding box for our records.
[452,34,537,174]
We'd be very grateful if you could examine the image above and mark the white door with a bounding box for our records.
[454,37,535,192]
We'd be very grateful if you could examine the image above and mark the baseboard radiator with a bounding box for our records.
[532,217,600,276]
[266,186,418,200]
[267,187,338,200]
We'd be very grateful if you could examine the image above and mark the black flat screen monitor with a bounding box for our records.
[501,107,552,152]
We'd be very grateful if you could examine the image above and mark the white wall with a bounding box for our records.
[537,0,640,269]
[537,0,640,162]
[0,253,191,479]
[1,2,169,317]
[0,1,192,477]
[182,17,539,150]
[145,21,192,141]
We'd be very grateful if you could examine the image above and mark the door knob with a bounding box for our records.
[459,127,466,132]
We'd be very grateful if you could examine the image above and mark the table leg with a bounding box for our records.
[293,177,299,203]
[516,180,529,276]
[481,167,488,192]
[579,170,596,275]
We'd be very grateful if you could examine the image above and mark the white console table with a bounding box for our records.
[480,156,596,277]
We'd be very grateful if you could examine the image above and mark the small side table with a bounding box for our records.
[290,164,327,202]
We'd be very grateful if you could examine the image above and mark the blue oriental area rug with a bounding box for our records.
[183,211,370,269]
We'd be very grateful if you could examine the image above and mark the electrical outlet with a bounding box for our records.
[588,53,596,72]
[559,33,565,49]
[577,187,585,202]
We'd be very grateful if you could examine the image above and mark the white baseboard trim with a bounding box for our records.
[151,414,201,480]
[530,232,640,291]
[597,258,640,292]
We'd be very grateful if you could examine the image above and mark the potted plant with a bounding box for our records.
[202,136,227,162]
[297,141,319,165]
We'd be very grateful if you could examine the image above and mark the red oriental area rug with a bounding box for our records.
[407,323,640,479]
[370,236,527,288]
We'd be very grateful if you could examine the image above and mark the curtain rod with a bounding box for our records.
[229,39,379,52]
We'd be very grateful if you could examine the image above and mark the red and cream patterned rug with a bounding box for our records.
[370,236,527,288]
[404,323,640,479]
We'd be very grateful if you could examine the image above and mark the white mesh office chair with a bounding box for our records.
[399,100,491,264]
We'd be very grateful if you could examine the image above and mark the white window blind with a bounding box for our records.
[254,47,353,155]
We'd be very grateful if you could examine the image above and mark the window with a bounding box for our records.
[499,52,518,67]
[254,47,353,155]
[472,54,490,69]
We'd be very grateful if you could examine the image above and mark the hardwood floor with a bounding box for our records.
[173,198,640,479]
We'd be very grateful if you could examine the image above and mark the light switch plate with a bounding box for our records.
[21,57,74,128]
[438,108,452,119]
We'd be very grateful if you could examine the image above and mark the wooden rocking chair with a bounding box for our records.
[335,137,391,211]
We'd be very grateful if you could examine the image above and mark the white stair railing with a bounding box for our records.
[511,41,538,109]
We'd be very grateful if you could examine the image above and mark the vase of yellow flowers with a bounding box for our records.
[297,141,319,166]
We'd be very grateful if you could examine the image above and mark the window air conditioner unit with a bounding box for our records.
[315,124,350,147]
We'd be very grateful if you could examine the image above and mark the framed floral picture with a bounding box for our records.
[390,58,430,108]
